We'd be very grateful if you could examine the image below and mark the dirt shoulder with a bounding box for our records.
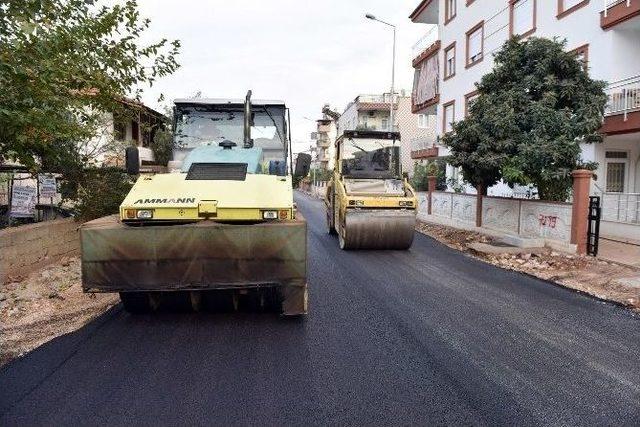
[0,257,118,366]
[416,221,640,311]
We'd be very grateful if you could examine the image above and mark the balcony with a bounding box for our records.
[317,136,330,147]
[412,25,439,61]
[410,137,439,159]
[601,0,640,29]
[317,123,331,133]
[601,75,640,135]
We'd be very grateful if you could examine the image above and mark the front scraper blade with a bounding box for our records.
[341,209,416,250]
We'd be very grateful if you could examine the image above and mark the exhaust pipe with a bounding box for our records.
[244,90,253,148]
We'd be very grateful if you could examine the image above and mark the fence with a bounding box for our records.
[418,191,574,243]
[601,192,640,224]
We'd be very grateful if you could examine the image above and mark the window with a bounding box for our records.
[418,114,430,128]
[444,42,456,80]
[570,44,589,72]
[557,0,589,19]
[381,119,389,130]
[443,101,455,133]
[605,151,628,192]
[445,0,457,24]
[113,118,127,141]
[466,22,484,68]
[510,0,536,38]
[464,90,479,117]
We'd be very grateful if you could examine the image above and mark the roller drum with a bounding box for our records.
[340,209,416,250]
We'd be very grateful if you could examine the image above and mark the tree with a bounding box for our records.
[0,0,180,172]
[442,37,606,200]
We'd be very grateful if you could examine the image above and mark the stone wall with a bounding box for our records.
[429,192,477,225]
[0,218,79,283]
[417,192,573,243]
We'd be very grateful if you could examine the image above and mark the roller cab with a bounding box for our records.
[325,130,417,250]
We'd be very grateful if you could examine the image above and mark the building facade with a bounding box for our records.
[410,0,640,239]
[314,105,339,171]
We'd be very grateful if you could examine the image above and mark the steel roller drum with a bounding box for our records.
[340,209,416,250]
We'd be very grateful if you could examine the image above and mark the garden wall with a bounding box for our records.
[0,218,79,284]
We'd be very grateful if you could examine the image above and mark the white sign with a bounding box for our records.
[10,186,37,217]
[39,175,57,198]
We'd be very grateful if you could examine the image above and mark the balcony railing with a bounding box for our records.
[412,25,439,59]
[605,75,640,119]
[356,94,398,104]
[603,0,631,16]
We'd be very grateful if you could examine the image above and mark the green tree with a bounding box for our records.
[0,0,180,172]
[442,37,606,200]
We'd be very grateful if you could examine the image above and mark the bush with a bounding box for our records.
[73,167,134,222]
[411,159,447,191]
[150,128,173,166]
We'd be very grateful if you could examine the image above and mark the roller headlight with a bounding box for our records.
[262,210,278,219]
[136,209,154,219]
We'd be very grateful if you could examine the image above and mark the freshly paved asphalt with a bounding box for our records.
[1,192,639,426]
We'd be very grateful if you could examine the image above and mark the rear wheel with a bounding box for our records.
[119,292,152,314]
[326,189,337,235]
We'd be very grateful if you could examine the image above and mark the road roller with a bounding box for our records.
[80,91,311,315]
[325,130,417,250]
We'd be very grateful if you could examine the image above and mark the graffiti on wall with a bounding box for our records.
[538,214,558,228]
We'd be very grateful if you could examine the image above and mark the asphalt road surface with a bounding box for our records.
[1,192,639,426]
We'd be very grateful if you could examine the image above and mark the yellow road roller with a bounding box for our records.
[325,130,417,250]
[80,91,311,315]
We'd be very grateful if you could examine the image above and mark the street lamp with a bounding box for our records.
[365,13,396,132]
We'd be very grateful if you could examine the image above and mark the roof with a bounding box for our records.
[173,98,286,107]
[409,0,434,21]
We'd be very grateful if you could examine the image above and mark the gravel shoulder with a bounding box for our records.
[0,257,117,366]
[416,221,640,311]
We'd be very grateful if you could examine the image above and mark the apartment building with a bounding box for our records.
[410,0,640,239]
[313,105,339,171]
[337,92,436,175]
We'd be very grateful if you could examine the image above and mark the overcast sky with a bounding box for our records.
[136,0,426,154]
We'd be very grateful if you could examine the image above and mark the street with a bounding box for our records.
[1,192,638,426]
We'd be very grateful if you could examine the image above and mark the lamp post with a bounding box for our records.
[365,13,396,132]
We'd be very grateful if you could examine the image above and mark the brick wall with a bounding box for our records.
[0,218,79,283]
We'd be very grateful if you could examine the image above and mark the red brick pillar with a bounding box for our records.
[475,184,484,228]
[570,169,593,255]
[427,175,437,215]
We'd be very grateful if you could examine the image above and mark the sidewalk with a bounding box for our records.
[598,239,640,269]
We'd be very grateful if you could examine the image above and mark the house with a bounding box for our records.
[337,92,436,175]
[0,99,167,224]
[409,0,640,240]
[314,105,340,171]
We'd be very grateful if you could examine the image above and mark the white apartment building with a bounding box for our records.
[410,0,640,240]
[315,108,338,171]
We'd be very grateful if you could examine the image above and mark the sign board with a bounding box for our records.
[39,175,57,198]
[10,185,37,217]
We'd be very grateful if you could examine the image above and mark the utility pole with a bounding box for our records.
[365,13,396,131]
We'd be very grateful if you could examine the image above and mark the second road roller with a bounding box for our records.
[325,130,417,250]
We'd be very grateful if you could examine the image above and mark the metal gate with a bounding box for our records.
[587,196,601,256]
